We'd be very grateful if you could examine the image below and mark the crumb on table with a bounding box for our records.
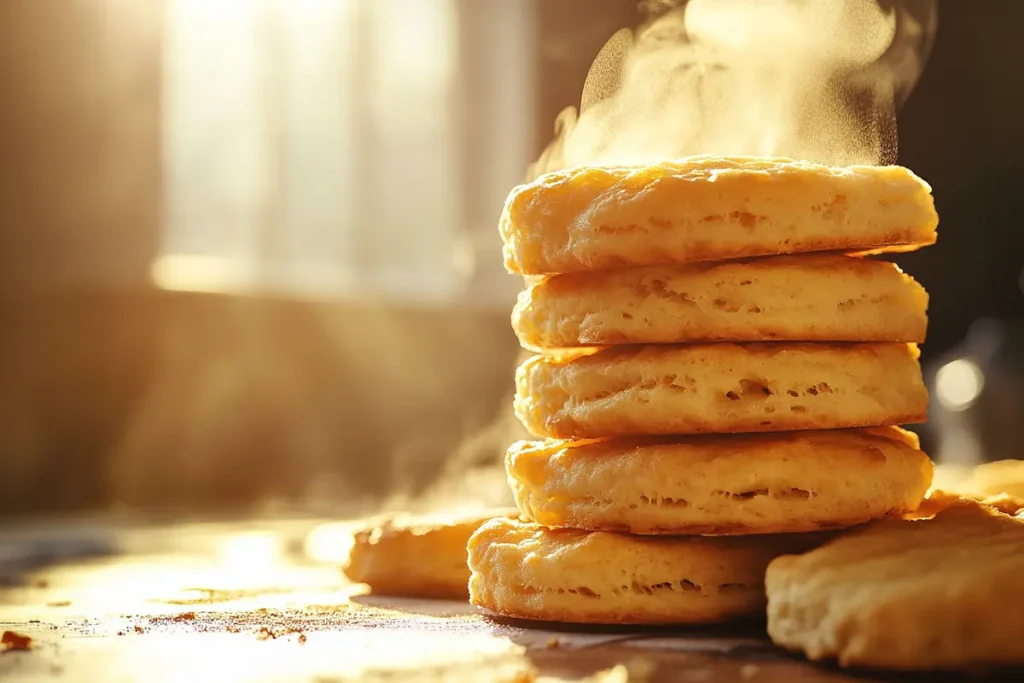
[256,626,307,642]
[1,631,33,652]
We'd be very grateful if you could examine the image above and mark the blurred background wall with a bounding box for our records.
[0,0,1020,516]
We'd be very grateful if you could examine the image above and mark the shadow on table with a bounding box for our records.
[348,592,1024,683]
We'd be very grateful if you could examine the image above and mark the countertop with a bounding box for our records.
[0,515,1016,682]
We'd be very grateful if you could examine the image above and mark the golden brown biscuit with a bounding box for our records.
[970,460,1024,499]
[513,255,928,349]
[932,459,1024,501]
[343,508,516,599]
[468,516,826,625]
[500,157,938,275]
[506,427,932,535]
[515,343,928,438]
[766,497,1024,669]
[977,493,1024,516]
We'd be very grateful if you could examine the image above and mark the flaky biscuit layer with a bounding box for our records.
[507,427,931,535]
[501,156,937,275]
[468,516,825,624]
[515,343,928,438]
[513,255,928,349]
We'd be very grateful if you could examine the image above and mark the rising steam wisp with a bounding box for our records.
[530,0,937,179]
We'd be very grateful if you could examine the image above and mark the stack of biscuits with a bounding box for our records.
[467,156,939,625]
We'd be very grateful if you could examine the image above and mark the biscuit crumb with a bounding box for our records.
[740,663,760,679]
[256,627,277,641]
[256,626,306,643]
[1,631,33,652]
[546,636,560,648]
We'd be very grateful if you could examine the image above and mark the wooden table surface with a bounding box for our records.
[0,515,1017,682]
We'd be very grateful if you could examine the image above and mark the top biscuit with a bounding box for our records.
[500,156,938,274]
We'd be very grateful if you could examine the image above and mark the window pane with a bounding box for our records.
[157,0,531,305]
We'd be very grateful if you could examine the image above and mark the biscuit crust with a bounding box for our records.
[506,427,932,535]
[513,255,928,349]
[933,459,1024,501]
[343,509,516,599]
[467,517,825,625]
[500,157,938,275]
[515,343,928,438]
[766,498,1024,669]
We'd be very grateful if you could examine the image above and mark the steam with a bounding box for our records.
[529,0,937,179]
[380,404,524,515]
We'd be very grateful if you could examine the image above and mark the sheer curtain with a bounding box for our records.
[156,0,534,306]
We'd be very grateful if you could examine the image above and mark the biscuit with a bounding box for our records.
[343,508,516,599]
[467,516,826,625]
[515,343,928,438]
[914,487,1024,518]
[506,427,931,535]
[512,255,928,349]
[932,459,1024,501]
[977,493,1024,516]
[500,156,938,275]
[766,497,1024,669]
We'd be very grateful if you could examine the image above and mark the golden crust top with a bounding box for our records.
[500,156,938,275]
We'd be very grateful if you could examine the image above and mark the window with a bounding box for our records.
[155,0,534,306]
